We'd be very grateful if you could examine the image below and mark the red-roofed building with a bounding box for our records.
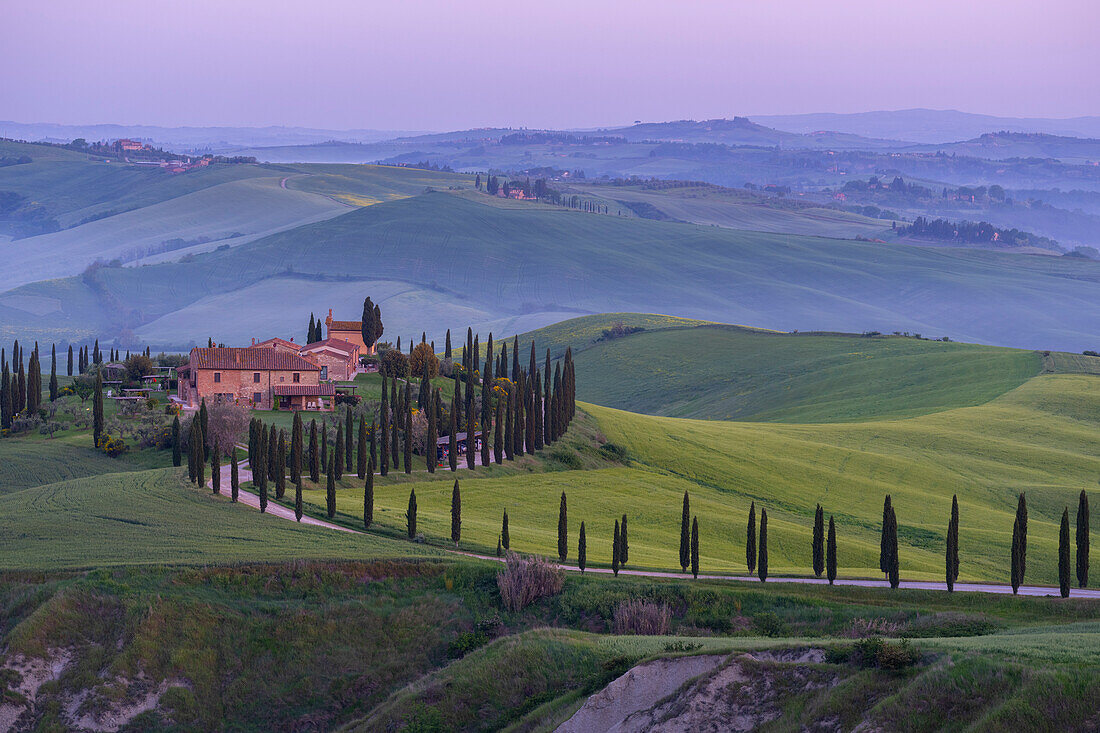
[324,309,376,355]
[177,347,331,411]
[299,337,361,382]
[250,336,303,354]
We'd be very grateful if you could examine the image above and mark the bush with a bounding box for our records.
[548,446,582,470]
[851,637,916,670]
[752,611,788,638]
[409,343,439,380]
[496,553,564,612]
[843,617,903,639]
[96,433,129,457]
[901,612,1000,638]
[598,442,629,463]
[612,599,672,635]
[381,350,409,379]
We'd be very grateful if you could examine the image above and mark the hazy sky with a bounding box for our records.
[3,0,1098,130]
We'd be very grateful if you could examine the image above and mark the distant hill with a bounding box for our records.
[753,109,1100,144]
[914,131,1100,163]
[602,117,907,148]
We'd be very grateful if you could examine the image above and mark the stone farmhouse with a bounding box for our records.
[299,338,361,382]
[176,347,335,411]
[324,309,376,355]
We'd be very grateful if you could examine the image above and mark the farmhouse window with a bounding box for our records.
[253,372,261,383]
[213,372,221,383]
[253,392,262,403]
[293,373,300,383]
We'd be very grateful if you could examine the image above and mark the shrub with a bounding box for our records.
[409,342,439,380]
[548,446,582,470]
[752,611,788,638]
[496,553,564,612]
[447,631,489,658]
[96,433,129,457]
[612,599,672,635]
[843,617,904,639]
[381,350,409,379]
[599,442,629,462]
[901,612,1000,638]
[851,637,917,670]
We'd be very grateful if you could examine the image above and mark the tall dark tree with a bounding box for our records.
[294,478,303,522]
[307,313,316,344]
[612,519,621,576]
[493,399,503,464]
[357,416,368,479]
[406,488,417,539]
[1011,493,1028,594]
[92,369,104,447]
[194,419,206,489]
[403,386,413,474]
[503,385,514,461]
[680,491,691,572]
[66,344,73,377]
[321,423,328,471]
[171,415,182,467]
[369,419,377,473]
[886,504,900,589]
[1078,490,1090,588]
[691,517,700,579]
[231,450,239,502]
[826,516,837,585]
[364,456,374,529]
[334,423,344,481]
[578,521,587,572]
[291,412,303,485]
[199,399,209,460]
[267,424,278,486]
[275,431,287,500]
[309,420,320,483]
[211,441,221,495]
[1059,507,1072,598]
[557,492,568,562]
[345,406,354,473]
[426,389,437,473]
[480,352,493,467]
[444,329,452,359]
[746,501,757,574]
[946,495,960,592]
[187,417,198,482]
[380,373,390,476]
[48,344,58,402]
[451,479,461,546]
[758,509,769,582]
[501,509,510,549]
[448,396,458,471]
[879,495,893,575]
[1,360,11,430]
[326,455,336,518]
[620,514,628,565]
[812,504,825,578]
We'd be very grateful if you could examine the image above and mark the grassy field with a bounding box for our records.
[569,325,1042,421]
[4,186,1100,352]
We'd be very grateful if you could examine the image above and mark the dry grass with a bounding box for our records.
[496,553,564,612]
[611,599,672,635]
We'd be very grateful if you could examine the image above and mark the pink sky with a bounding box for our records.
[3,0,1098,130]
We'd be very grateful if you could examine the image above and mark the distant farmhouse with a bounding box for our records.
[300,338,361,382]
[324,309,376,355]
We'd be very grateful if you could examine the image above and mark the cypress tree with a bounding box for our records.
[451,479,461,545]
[812,504,825,578]
[49,344,57,402]
[543,356,552,445]
[254,425,267,496]
[480,354,492,466]
[691,517,700,579]
[345,406,354,472]
[448,396,458,471]
[357,416,367,479]
[453,375,463,436]
[67,344,73,377]
[886,505,900,589]
[578,521,587,572]
[195,421,206,489]
[514,373,525,457]
[679,491,691,572]
[493,398,503,464]
[294,479,303,522]
[746,501,757,573]
[511,335,520,381]
[1077,490,1090,588]
[403,388,412,474]
[326,455,336,518]
[231,450,239,502]
[557,492,568,562]
[1,360,10,430]
[532,369,544,451]
[496,536,502,557]
[171,415,182,467]
[334,423,344,481]
[445,329,452,359]
[1059,507,1072,598]
[259,456,268,513]
[946,495,960,592]
[291,412,303,485]
[92,369,104,446]
[369,419,377,472]
[380,375,390,476]
[275,431,286,500]
[465,391,476,473]
[758,509,768,582]
[364,456,374,529]
[93,338,100,365]
[501,509,510,549]
[879,495,892,575]
[390,382,400,468]
[503,386,514,461]
[308,313,316,343]
[612,519,620,576]
[199,399,209,460]
[309,420,319,483]
[426,389,437,473]
[211,441,221,494]
[826,516,837,585]
[267,424,277,484]
[407,488,417,538]
[620,514,628,565]
[1011,493,1028,594]
[321,422,328,470]
[187,418,197,483]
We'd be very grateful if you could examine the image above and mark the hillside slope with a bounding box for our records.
[3,192,1100,351]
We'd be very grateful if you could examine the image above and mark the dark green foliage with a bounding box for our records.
[334,424,344,481]
[496,536,502,557]
[448,396,458,472]
[211,441,220,494]
[885,501,900,589]
[679,491,690,572]
[275,431,286,500]
[66,344,73,377]
[503,385,514,461]
[619,514,628,565]
[308,313,316,344]
[294,480,303,522]
[745,502,758,573]
[426,389,437,473]
[880,495,892,574]
[309,420,319,483]
[812,504,824,577]
[557,492,568,562]
[826,515,837,584]
[407,488,417,538]
[1078,490,1090,588]
[612,519,620,576]
[199,399,209,460]
[691,516,699,579]
[451,480,461,545]
[364,456,374,529]
[578,521,587,572]
[92,369,104,446]
[380,373,390,476]
[357,416,367,480]
[361,297,383,349]
[444,329,452,359]
[493,398,503,464]
[48,344,58,402]
[946,494,960,592]
[267,424,278,487]
[326,455,336,519]
[1011,493,1028,594]
[403,386,412,474]
[501,509,510,549]
[171,415,182,467]
[1059,507,1072,598]
[290,412,303,485]
[758,508,768,582]
[231,450,239,502]
[321,422,327,471]
[345,406,354,473]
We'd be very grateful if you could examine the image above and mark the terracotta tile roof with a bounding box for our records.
[273,384,337,396]
[328,320,362,332]
[187,347,319,371]
[252,337,302,350]
[300,338,360,356]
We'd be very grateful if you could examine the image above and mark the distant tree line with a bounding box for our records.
[898,216,1059,250]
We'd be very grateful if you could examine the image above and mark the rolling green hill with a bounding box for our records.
[568,325,1042,422]
[3,190,1100,352]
